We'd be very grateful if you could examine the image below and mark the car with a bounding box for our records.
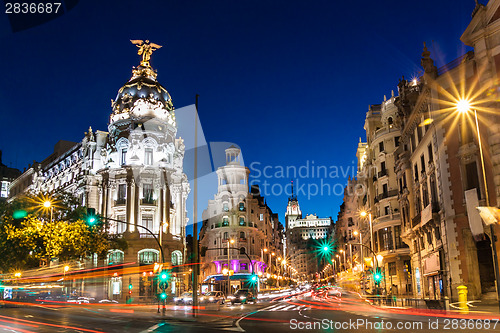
[230,289,256,304]
[201,291,225,304]
[98,299,119,304]
[174,292,192,305]
[327,287,342,297]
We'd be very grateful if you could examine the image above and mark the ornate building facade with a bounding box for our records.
[285,190,334,281]
[199,146,283,294]
[9,41,190,300]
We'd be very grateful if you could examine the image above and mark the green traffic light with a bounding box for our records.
[128,284,133,290]
[160,292,167,300]
[323,246,329,252]
[13,210,28,219]
[159,270,169,281]
[251,275,257,282]
[88,216,96,224]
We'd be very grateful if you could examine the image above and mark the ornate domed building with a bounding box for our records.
[9,41,190,300]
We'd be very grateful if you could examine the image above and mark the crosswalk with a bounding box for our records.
[264,303,308,312]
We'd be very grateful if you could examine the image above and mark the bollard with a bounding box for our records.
[457,285,468,314]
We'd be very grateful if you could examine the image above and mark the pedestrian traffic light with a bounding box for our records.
[159,269,169,290]
[160,292,167,300]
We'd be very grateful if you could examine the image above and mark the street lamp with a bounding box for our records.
[43,200,53,222]
[455,99,500,309]
[227,238,235,295]
[63,265,70,296]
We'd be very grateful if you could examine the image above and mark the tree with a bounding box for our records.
[0,191,127,273]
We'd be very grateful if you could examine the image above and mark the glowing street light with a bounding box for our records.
[454,98,500,309]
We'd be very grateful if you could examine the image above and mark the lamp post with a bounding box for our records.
[227,238,235,295]
[456,99,500,308]
[63,265,69,296]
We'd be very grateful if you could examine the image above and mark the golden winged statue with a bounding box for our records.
[130,40,162,66]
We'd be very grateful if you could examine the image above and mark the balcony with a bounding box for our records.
[412,212,421,228]
[115,198,126,206]
[376,190,398,201]
[141,198,157,205]
[378,169,388,178]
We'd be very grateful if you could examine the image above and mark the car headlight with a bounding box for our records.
[239,296,246,300]
[228,296,235,299]
[209,297,214,301]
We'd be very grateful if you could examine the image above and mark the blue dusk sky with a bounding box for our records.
[0,0,477,231]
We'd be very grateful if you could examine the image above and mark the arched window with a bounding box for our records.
[239,217,246,226]
[107,250,124,265]
[138,249,159,265]
[171,250,183,266]
[239,231,245,239]
[239,202,245,211]
[223,232,228,240]
[222,216,229,226]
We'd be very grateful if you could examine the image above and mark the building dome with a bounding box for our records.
[109,64,175,125]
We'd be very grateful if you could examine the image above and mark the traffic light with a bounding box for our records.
[373,268,383,284]
[12,210,28,220]
[85,208,99,225]
[128,283,133,290]
[159,292,167,300]
[159,269,169,290]
[251,275,258,282]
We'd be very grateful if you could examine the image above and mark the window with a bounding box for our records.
[394,136,400,147]
[465,162,481,199]
[143,183,154,202]
[171,250,182,266]
[144,148,153,165]
[384,206,390,215]
[388,262,397,276]
[239,202,245,211]
[120,148,127,165]
[139,250,159,265]
[259,214,264,221]
[414,164,419,182]
[118,184,127,203]
[223,202,229,212]
[222,217,229,227]
[428,144,433,162]
[240,263,248,271]
[239,217,246,226]
[116,215,126,233]
[420,155,426,173]
[394,225,406,249]
[379,227,393,251]
[108,250,124,265]
[417,126,423,142]
[379,141,384,153]
[142,215,153,231]
[240,231,245,239]
[382,183,388,197]
[422,181,429,207]
[223,232,228,240]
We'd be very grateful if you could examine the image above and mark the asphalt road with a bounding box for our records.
[3,292,500,333]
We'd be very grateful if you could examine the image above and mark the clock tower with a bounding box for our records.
[285,180,301,229]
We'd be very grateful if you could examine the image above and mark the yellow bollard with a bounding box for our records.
[457,285,469,314]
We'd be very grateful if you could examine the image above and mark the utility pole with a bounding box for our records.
[192,95,199,317]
